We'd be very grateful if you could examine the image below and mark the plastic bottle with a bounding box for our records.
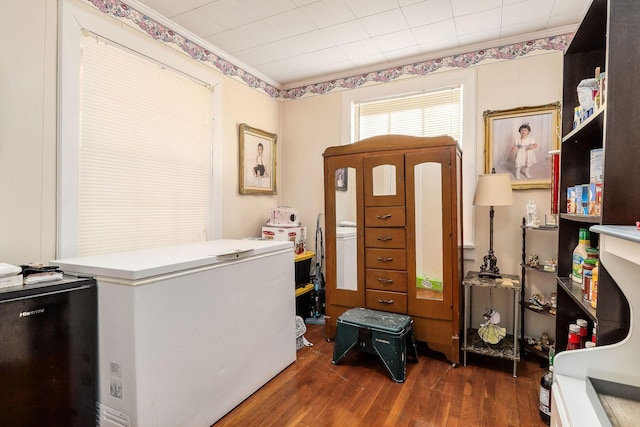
[572,228,591,284]
[591,262,599,308]
[576,318,588,348]
[582,258,597,301]
[566,323,581,350]
[539,345,555,425]
[591,326,597,344]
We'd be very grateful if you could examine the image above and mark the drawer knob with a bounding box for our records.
[377,257,393,262]
[376,236,392,241]
[377,299,394,304]
[377,277,394,284]
[376,214,392,220]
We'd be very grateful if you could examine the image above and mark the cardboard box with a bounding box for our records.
[591,183,603,215]
[574,185,583,214]
[590,148,603,183]
[581,184,590,215]
[262,226,306,254]
[567,187,576,214]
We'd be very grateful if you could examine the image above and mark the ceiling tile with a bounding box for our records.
[551,0,591,16]
[301,0,357,28]
[411,19,457,45]
[384,45,423,61]
[263,8,318,38]
[454,8,502,35]
[374,30,418,53]
[501,19,549,38]
[170,9,227,38]
[204,21,281,53]
[339,38,382,59]
[402,0,453,27]
[350,52,389,67]
[418,36,459,55]
[234,30,334,65]
[291,0,322,6]
[457,29,501,47]
[344,0,399,18]
[502,0,555,27]
[319,20,370,46]
[236,0,298,20]
[450,0,502,16]
[360,9,409,37]
[146,0,213,19]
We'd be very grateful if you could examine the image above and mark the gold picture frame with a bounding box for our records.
[239,123,277,195]
[484,102,560,190]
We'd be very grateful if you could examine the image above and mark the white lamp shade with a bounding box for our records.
[473,173,514,206]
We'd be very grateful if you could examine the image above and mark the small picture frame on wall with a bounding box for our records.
[483,102,561,190]
[336,167,348,191]
[239,123,277,195]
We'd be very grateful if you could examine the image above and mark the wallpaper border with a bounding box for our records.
[88,0,572,100]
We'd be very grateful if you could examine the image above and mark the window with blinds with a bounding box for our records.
[77,34,212,256]
[352,87,461,142]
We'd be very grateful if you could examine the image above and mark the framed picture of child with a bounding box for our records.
[239,123,277,195]
[483,102,560,190]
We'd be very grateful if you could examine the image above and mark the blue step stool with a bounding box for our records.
[332,307,418,383]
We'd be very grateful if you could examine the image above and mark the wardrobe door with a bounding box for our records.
[324,155,365,339]
[405,147,461,363]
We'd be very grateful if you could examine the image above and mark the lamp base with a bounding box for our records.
[479,250,501,278]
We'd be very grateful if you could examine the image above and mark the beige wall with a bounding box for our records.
[1,0,58,265]
[0,0,562,305]
[0,0,282,264]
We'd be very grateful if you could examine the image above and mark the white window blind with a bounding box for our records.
[78,34,212,256]
[353,87,461,141]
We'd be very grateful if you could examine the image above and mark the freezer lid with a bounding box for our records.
[52,239,293,281]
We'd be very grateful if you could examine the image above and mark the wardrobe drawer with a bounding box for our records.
[365,227,406,249]
[366,290,407,313]
[366,269,407,292]
[365,248,406,270]
[365,206,405,227]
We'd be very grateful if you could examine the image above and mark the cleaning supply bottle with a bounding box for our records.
[539,345,555,425]
[591,261,599,308]
[572,228,590,284]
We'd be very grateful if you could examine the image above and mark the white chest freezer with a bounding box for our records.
[53,239,295,427]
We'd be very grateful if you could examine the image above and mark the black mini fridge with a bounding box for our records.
[0,276,97,427]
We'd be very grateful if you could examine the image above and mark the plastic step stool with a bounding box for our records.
[332,307,418,382]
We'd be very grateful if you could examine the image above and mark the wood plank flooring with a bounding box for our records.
[213,323,549,427]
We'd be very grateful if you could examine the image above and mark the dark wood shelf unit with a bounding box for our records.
[555,0,638,355]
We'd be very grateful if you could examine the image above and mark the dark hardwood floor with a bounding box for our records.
[213,323,549,427]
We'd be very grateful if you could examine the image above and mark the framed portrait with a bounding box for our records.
[335,167,348,191]
[239,123,277,195]
[484,102,561,189]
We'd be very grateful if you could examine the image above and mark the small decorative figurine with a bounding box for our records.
[526,200,539,227]
[478,308,507,344]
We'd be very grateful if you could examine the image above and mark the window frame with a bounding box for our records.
[58,0,224,258]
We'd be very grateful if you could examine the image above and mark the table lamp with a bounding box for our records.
[473,170,514,278]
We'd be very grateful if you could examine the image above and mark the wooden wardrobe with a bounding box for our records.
[323,134,463,364]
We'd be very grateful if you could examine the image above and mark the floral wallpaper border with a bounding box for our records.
[88,0,572,100]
